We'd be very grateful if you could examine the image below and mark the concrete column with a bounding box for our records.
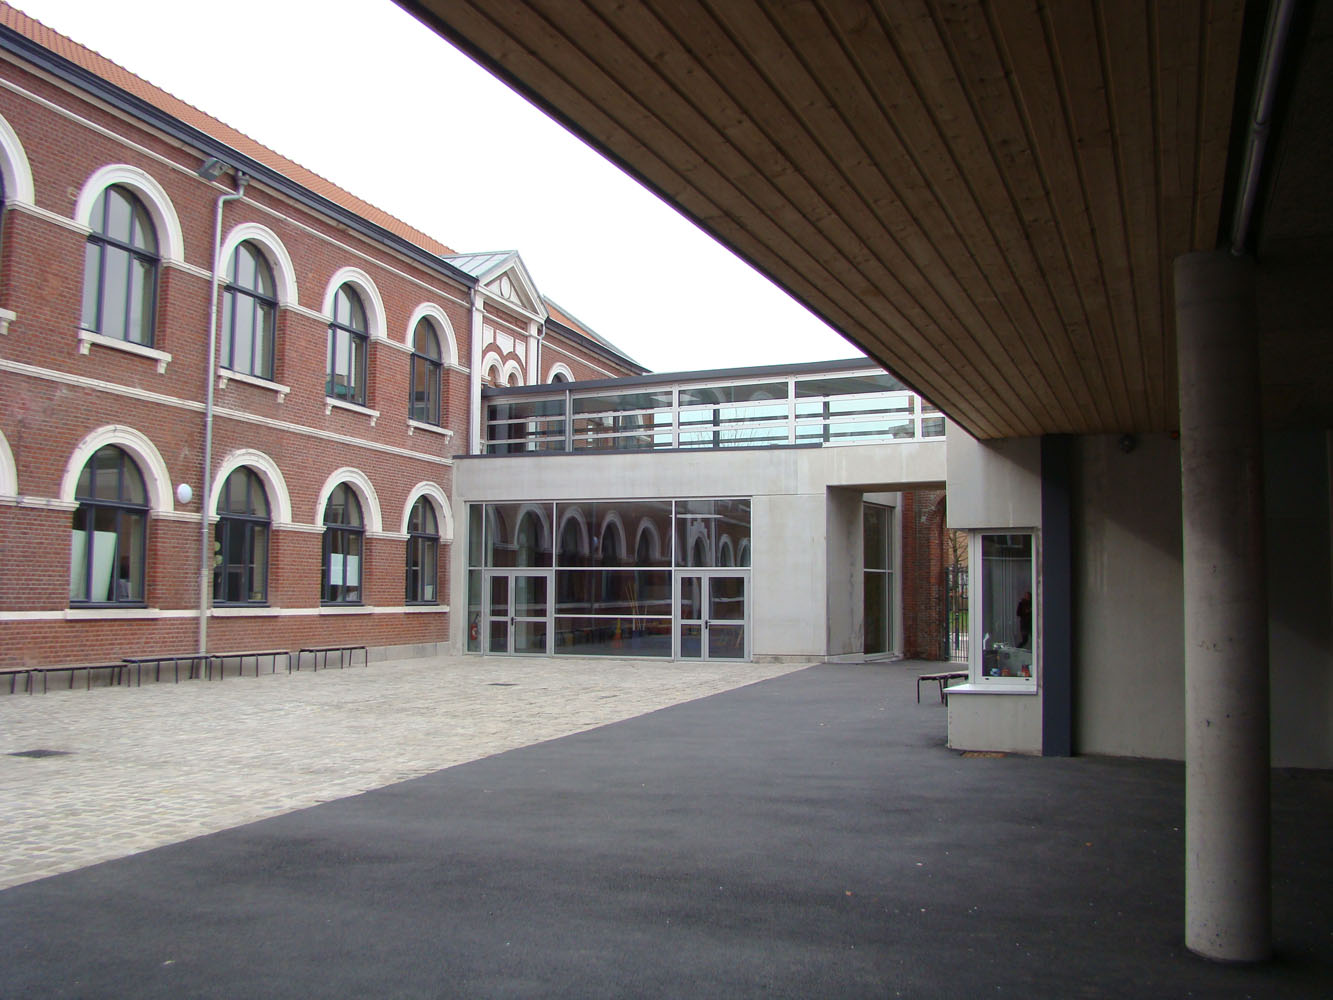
[1175,250,1270,961]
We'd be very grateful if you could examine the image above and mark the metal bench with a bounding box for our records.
[121,653,211,685]
[917,670,969,703]
[207,649,292,680]
[296,644,368,671]
[9,663,132,693]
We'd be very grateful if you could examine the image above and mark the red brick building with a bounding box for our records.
[0,5,643,669]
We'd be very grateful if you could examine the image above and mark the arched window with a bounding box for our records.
[405,497,439,604]
[222,241,277,380]
[551,371,569,383]
[69,445,148,604]
[80,185,159,345]
[214,467,270,605]
[410,317,442,425]
[322,484,364,603]
[326,285,368,405]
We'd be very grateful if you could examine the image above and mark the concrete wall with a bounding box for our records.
[1069,430,1332,767]
[1265,429,1333,768]
[947,692,1043,754]
[452,440,946,660]
[825,488,863,657]
[1072,434,1186,759]
[944,427,1043,753]
[945,427,1041,529]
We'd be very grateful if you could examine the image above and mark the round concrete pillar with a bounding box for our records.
[1175,250,1270,961]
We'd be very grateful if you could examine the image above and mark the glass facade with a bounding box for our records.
[466,499,750,658]
[483,367,945,454]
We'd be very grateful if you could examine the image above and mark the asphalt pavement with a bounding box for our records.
[3,660,1329,998]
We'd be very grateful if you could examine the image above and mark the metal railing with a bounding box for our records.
[483,364,946,455]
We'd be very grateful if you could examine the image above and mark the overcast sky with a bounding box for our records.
[12,0,860,373]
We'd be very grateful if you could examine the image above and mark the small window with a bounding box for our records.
[326,285,368,405]
[410,317,442,425]
[221,242,277,380]
[551,371,569,383]
[973,532,1036,685]
[69,445,148,605]
[405,497,439,604]
[322,483,364,604]
[81,185,159,345]
[214,467,270,605]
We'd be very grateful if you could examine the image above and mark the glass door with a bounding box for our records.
[676,572,748,660]
[486,571,551,655]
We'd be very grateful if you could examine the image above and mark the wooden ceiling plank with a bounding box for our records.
[745,6,1063,434]
[774,0,1086,433]
[869,2,1119,433]
[851,0,1117,433]
[613,0,1037,433]
[985,0,1138,430]
[1100,2,1174,429]
[444,3,1008,432]
[1045,1,1155,431]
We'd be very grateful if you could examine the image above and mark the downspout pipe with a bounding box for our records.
[1230,0,1296,255]
[197,167,250,655]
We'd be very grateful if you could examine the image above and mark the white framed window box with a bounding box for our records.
[218,368,291,400]
[969,530,1037,689]
[77,328,171,373]
[325,398,379,425]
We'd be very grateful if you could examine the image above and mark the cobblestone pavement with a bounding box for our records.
[0,655,806,889]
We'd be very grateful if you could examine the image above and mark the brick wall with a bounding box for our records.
[0,54,630,668]
[900,489,946,660]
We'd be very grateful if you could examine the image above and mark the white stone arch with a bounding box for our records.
[0,111,35,206]
[718,535,736,567]
[547,362,575,383]
[405,303,459,366]
[314,467,383,533]
[737,538,752,568]
[0,427,16,495]
[60,425,174,512]
[74,164,185,264]
[321,267,388,340]
[599,510,627,562]
[685,520,711,567]
[209,448,293,524]
[218,223,299,306]
[480,349,504,387]
[634,519,662,563]
[515,502,552,558]
[401,481,453,542]
[501,359,525,387]
[557,506,590,561]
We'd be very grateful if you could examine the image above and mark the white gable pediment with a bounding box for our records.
[476,254,546,321]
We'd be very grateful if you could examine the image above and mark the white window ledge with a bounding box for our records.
[63,607,190,621]
[945,682,1037,696]
[325,398,379,425]
[210,605,280,617]
[318,604,372,615]
[408,420,453,439]
[78,328,171,373]
[0,307,15,335]
[219,369,291,399]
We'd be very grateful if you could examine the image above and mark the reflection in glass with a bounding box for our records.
[979,533,1034,680]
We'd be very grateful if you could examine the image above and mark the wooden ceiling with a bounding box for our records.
[400,0,1251,438]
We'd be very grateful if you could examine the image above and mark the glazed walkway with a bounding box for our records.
[2,659,1329,997]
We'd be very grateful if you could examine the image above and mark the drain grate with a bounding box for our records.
[8,749,72,758]
[960,751,1007,759]
[487,682,517,687]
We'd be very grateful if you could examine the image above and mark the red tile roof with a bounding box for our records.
[0,2,456,257]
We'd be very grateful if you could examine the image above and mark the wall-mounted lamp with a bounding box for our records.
[196,156,228,181]
[176,482,193,505]
[1118,434,1137,454]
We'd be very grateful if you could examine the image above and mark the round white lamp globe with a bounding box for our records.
[176,483,193,505]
